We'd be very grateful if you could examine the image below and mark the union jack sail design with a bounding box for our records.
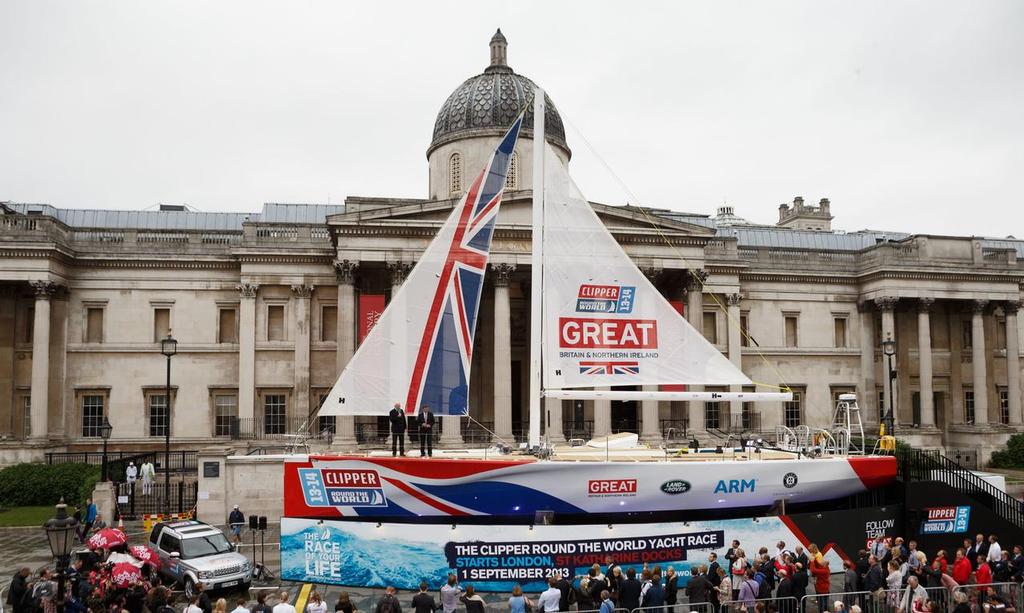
[320,116,524,416]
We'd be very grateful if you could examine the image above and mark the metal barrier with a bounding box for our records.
[800,591,871,613]
[951,582,1021,610]
[721,596,799,613]
[636,602,715,613]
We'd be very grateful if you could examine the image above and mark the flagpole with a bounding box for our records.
[528,88,545,450]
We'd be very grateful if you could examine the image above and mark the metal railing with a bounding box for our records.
[114,480,198,519]
[800,591,871,613]
[897,447,1024,529]
[721,596,799,613]
[45,450,197,475]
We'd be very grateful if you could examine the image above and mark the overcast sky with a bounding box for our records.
[1,1,1021,236]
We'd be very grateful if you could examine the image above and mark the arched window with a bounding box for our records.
[504,151,518,190]
[449,152,462,195]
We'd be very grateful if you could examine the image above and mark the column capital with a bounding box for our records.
[290,284,313,299]
[684,268,708,290]
[29,280,58,300]
[918,297,936,312]
[386,261,413,285]
[726,293,742,307]
[491,263,516,287]
[972,299,989,314]
[1005,301,1021,315]
[857,300,874,314]
[874,296,898,312]
[333,260,359,285]
[237,283,259,299]
[642,267,662,282]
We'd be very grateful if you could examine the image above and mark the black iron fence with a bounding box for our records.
[113,480,198,520]
[46,450,198,476]
[897,447,1024,529]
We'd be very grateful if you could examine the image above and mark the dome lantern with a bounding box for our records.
[488,28,508,70]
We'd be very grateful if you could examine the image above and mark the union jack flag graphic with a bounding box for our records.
[404,116,524,415]
[579,361,640,376]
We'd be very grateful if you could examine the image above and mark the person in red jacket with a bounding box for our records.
[975,554,993,603]
[952,549,972,585]
[809,557,831,613]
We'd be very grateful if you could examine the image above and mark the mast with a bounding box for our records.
[528,88,544,449]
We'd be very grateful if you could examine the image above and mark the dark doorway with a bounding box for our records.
[611,386,639,433]
[511,360,523,436]
[912,392,921,427]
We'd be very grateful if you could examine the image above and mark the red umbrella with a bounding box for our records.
[110,562,142,588]
[87,528,127,550]
[129,545,161,569]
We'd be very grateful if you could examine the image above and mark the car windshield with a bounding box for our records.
[180,532,233,559]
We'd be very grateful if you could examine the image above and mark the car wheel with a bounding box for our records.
[184,577,196,600]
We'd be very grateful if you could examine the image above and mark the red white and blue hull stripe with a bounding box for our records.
[284,455,896,519]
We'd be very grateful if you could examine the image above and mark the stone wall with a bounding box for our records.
[196,448,292,525]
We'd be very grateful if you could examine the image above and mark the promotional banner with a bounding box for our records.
[281,508,902,592]
[283,455,896,519]
[661,300,686,393]
[358,294,385,345]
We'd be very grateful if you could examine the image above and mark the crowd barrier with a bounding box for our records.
[721,596,800,613]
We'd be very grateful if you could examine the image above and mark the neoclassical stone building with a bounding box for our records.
[1,32,1022,465]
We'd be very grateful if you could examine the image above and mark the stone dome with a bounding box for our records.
[427,30,571,159]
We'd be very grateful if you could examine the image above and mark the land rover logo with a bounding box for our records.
[660,480,691,494]
[783,472,799,488]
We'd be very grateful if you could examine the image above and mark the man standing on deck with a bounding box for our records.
[418,405,435,457]
[389,403,407,457]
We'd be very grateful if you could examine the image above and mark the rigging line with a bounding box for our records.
[465,414,515,449]
[560,113,792,393]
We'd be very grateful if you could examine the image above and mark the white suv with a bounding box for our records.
[149,520,251,597]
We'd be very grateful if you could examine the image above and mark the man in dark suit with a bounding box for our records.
[618,567,642,612]
[411,582,436,613]
[389,403,407,457]
[418,405,435,457]
[708,552,722,588]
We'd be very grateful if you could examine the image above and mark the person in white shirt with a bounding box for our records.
[988,535,1003,563]
[306,591,328,613]
[538,577,562,613]
[141,461,156,495]
[125,462,138,489]
[229,597,249,613]
[273,592,297,613]
[184,595,204,613]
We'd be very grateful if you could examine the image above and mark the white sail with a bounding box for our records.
[320,116,524,416]
[541,143,751,389]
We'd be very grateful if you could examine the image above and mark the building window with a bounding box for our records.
[742,385,756,430]
[784,389,803,428]
[833,317,847,348]
[321,306,338,342]
[449,152,462,194]
[22,396,31,438]
[86,307,104,343]
[784,315,799,347]
[153,308,171,342]
[147,394,169,438]
[704,400,721,430]
[964,389,975,424]
[214,394,238,437]
[82,395,105,437]
[999,388,1009,425]
[218,308,238,344]
[703,312,718,344]
[877,388,886,418]
[504,152,518,190]
[22,307,34,343]
[739,314,749,347]
[264,394,286,434]
[962,320,973,349]
[316,394,335,435]
[997,319,1007,350]
[267,305,285,341]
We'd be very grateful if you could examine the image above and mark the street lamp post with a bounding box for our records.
[160,332,177,516]
[881,333,897,438]
[99,418,112,481]
[43,498,79,613]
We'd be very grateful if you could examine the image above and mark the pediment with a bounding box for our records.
[329,194,715,237]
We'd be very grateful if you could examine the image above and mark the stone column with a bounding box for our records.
[1005,302,1023,426]
[639,267,662,443]
[593,390,611,437]
[726,293,743,427]
[917,298,935,428]
[545,396,565,443]
[440,415,463,447]
[686,270,706,433]
[333,261,358,447]
[972,299,989,426]
[858,301,877,424]
[237,283,258,424]
[492,263,515,442]
[291,284,313,426]
[875,296,898,424]
[29,281,56,439]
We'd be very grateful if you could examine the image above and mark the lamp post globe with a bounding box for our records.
[43,498,78,613]
[881,333,897,438]
[161,332,177,515]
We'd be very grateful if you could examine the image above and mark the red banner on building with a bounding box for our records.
[358,294,385,345]
[662,300,687,392]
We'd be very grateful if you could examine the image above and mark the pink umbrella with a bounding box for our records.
[87,528,127,550]
[129,545,161,569]
[110,562,142,588]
